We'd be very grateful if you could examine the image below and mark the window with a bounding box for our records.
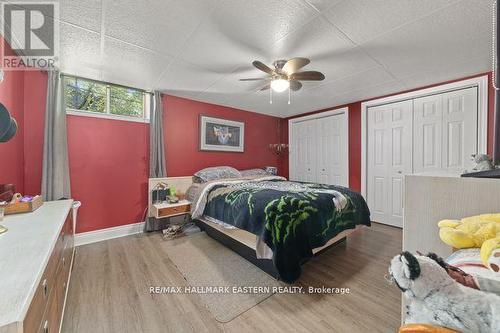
[64,76,149,122]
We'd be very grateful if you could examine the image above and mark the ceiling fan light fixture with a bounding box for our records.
[270,79,289,93]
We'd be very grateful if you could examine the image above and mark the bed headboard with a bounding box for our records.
[147,176,192,217]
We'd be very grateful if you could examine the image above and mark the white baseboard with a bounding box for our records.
[75,221,145,246]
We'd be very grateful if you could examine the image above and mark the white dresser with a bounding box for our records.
[404,174,500,258]
[0,200,74,333]
[402,174,500,322]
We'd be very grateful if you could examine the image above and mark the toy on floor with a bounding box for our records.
[389,252,500,333]
[399,323,459,333]
[438,214,500,272]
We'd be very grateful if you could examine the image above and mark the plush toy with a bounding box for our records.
[470,154,495,172]
[438,214,500,272]
[389,252,500,333]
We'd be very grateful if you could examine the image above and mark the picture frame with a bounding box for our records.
[199,115,245,152]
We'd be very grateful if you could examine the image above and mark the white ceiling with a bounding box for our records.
[4,0,494,117]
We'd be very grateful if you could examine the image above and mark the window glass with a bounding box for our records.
[65,77,106,113]
[64,76,147,120]
[109,85,144,118]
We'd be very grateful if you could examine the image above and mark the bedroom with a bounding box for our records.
[0,1,499,332]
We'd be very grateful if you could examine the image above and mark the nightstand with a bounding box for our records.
[152,200,191,219]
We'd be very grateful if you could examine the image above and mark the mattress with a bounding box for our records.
[187,176,371,282]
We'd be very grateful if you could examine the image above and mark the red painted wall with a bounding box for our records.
[23,71,47,195]
[281,72,495,192]
[3,26,491,233]
[164,95,280,176]
[6,74,280,233]
[67,116,149,232]
[0,37,25,193]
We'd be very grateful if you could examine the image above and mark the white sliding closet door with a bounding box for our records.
[367,100,413,227]
[289,111,348,186]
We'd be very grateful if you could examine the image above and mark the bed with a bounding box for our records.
[184,173,371,283]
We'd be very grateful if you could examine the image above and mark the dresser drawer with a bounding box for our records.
[37,275,60,333]
[158,204,190,218]
[24,229,65,333]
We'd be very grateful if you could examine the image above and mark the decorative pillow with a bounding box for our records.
[193,166,241,183]
[240,168,269,177]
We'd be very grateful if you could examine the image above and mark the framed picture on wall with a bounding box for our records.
[199,115,245,152]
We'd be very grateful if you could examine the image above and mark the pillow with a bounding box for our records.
[193,166,241,183]
[240,168,269,177]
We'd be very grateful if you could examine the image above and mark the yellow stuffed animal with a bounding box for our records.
[438,214,500,273]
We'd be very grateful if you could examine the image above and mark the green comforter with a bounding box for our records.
[201,178,371,283]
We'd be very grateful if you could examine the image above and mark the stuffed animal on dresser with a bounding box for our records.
[389,252,500,333]
[467,154,495,172]
[438,214,500,273]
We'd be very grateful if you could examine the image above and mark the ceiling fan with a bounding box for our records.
[239,57,325,104]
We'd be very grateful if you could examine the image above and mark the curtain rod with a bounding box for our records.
[60,73,154,95]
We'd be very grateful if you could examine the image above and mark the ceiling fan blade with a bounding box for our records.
[290,80,302,91]
[290,71,325,81]
[252,61,275,75]
[239,78,269,81]
[282,57,310,74]
[259,83,270,91]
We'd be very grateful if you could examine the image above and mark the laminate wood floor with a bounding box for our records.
[62,223,402,333]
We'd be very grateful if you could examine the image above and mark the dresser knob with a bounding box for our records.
[42,279,48,297]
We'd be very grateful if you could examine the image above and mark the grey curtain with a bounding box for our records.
[149,91,166,178]
[145,91,167,231]
[41,69,71,200]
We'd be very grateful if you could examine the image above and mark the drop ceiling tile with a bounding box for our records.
[272,17,380,88]
[157,60,224,96]
[205,66,396,116]
[276,79,405,117]
[301,0,344,13]
[271,16,376,87]
[59,22,102,78]
[104,0,219,57]
[4,0,101,32]
[101,37,172,90]
[179,0,317,72]
[204,67,269,94]
[362,2,490,81]
[305,66,395,94]
[333,80,406,104]
[324,0,459,44]
[60,0,101,32]
[271,16,354,59]
[400,55,490,91]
